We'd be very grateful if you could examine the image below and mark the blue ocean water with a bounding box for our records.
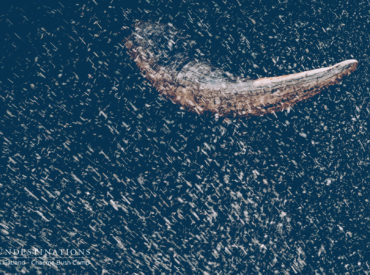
[0,0,368,273]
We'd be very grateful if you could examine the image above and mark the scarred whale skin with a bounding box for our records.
[125,22,358,116]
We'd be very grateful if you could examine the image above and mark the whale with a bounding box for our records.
[124,21,358,116]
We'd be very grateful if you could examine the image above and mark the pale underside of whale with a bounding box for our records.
[125,22,358,116]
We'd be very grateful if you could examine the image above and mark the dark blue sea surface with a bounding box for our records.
[0,0,368,273]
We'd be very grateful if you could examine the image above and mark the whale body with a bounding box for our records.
[125,22,358,116]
